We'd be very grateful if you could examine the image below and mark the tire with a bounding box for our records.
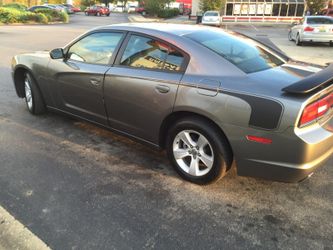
[106,13,110,16]
[288,31,293,41]
[166,117,232,185]
[296,33,302,46]
[97,12,101,16]
[24,72,46,115]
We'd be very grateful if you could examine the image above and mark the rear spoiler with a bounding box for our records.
[282,63,333,94]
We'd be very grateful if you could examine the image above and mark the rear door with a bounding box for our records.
[103,33,189,143]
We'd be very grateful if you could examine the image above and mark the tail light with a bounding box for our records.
[304,26,315,32]
[299,93,333,127]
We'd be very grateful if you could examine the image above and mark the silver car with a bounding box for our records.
[289,16,333,46]
[201,11,221,26]
[11,24,333,184]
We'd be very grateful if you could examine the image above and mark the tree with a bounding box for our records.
[144,0,174,16]
[307,0,327,14]
[199,0,225,12]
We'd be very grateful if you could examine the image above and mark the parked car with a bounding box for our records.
[85,6,110,16]
[201,11,221,26]
[135,6,146,15]
[28,5,56,12]
[11,24,333,184]
[289,16,333,46]
[58,4,74,14]
[63,3,81,13]
[112,5,125,12]
[43,4,66,13]
[127,5,136,13]
[320,8,333,17]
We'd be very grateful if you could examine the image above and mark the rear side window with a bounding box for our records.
[67,32,123,65]
[185,30,284,74]
[307,17,333,24]
[120,35,185,72]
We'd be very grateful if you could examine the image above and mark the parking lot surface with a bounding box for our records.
[0,13,332,250]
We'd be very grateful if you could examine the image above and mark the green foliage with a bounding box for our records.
[157,8,179,18]
[81,0,96,8]
[308,0,327,14]
[145,0,175,16]
[35,12,48,23]
[2,3,27,11]
[0,6,69,24]
[199,0,224,12]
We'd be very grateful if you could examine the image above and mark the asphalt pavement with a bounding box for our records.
[0,13,332,250]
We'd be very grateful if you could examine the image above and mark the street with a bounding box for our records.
[0,13,332,250]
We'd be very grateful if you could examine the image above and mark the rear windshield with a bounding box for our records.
[185,30,284,74]
[307,17,333,24]
[205,12,219,16]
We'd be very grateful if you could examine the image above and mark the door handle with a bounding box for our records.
[90,78,101,86]
[155,84,170,93]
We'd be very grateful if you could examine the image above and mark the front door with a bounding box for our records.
[48,31,125,125]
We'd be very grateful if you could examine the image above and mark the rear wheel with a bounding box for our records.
[24,72,46,115]
[296,33,302,46]
[166,118,232,185]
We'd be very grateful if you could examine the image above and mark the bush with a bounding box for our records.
[35,13,48,24]
[59,11,69,23]
[0,7,22,23]
[2,3,27,11]
[19,12,38,23]
[157,8,180,18]
[34,8,69,23]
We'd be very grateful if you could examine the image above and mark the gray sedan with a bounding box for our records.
[289,16,333,46]
[12,24,333,184]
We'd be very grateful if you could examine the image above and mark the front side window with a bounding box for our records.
[185,30,284,74]
[67,32,123,65]
[120,35,184,72]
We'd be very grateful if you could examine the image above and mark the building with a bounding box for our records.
[192,0,308,22]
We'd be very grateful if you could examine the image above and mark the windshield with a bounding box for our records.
[185,30,284,74]
[307,17,333,24]
[205,12,219,16]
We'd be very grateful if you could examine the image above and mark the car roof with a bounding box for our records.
[98,23,221,37]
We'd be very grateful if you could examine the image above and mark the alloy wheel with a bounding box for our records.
[24,76,33,111]
[172,130,214,177]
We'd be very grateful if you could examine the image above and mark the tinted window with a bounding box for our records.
[307,17,333,24]
[68,32,123,65]
[185,30,284,74]
[120,35,184,71]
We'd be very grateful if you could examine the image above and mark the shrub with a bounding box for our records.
[36,13,48,24]
[19,12,37,23]
[157,8,180,18]
[2,3,27,11]
[59,11,69,23]
[0,7,22,23]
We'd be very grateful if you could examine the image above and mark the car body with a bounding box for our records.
[85,6,110,16]
[320,8,333,17]
[201,11,221,26]
[28,5,56,12]
[135,7,146,15]
[112,5,125,12]
[11,23,333,184]
[289,16,333,46]
[63,4,81,13]
[127,5,137,13]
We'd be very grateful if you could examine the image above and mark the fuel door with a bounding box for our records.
[197,79,221,97]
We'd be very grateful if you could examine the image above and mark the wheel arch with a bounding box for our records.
[13,65,32,98]
[159,111,234,162]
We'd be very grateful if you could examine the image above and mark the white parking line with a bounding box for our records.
[251,25,258,31]
[0,205,51,250]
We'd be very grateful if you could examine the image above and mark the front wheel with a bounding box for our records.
[296,34,302,46]
[288,31,293,41]
[24,72,46,115]
[166,118,232,185]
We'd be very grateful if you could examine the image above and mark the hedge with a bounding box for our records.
[157,8,180,18]
[0,7,69,24]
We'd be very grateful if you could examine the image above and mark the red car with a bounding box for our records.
[85,6,110,16]
[63,4,81,12]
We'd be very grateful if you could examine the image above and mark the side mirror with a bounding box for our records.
[50,48,64,59]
